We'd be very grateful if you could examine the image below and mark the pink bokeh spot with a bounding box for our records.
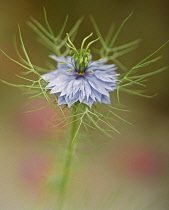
[19,98,66,140]
[20,154,52,188]
[116,145,164,180]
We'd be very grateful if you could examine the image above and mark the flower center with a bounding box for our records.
[66,32,99,75]
[72,49,90,75]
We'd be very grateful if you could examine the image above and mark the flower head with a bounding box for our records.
[42,34,118,108]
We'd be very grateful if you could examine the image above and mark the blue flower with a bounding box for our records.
[42,55,118,108]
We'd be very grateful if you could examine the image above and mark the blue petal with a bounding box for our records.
[57,94,67,105]
[90,88,102,102]
[87,77,110,96]
[82,96,94,107]
[83,79,92,100]
[95,72,115,82]
[42,70,60,82]
[60,79,75,96]
[101,95,111,104]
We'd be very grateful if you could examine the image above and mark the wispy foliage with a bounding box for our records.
[90,14,168,102]
[27,8,83,57]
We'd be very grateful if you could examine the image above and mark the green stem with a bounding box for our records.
[58,106,77,210]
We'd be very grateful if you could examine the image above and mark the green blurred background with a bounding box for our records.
[0,0,169,209]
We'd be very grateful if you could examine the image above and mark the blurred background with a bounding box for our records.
[0,0,169,209]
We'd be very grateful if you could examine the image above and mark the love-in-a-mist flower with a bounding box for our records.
[42,33,118,108]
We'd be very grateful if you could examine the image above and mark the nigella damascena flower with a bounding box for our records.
[42,34,118,108]
[42,56,118,108]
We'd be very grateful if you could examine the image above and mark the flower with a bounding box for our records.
[42,55,118,108]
